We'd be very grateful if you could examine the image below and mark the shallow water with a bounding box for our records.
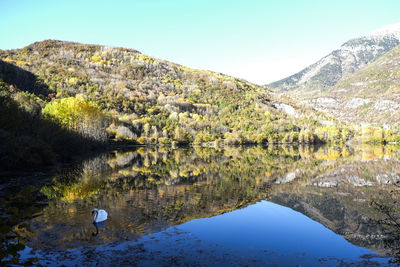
[3,145,400,265]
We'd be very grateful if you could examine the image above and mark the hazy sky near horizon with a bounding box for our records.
[1,0,399,84]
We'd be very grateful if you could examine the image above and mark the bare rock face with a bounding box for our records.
[374,100,400,112]
[269,23,400,94]
[346,175,374,187]
[273,103,298,117]
[308,97,338,108]
[345,98,372,109]
[376,173,400,185]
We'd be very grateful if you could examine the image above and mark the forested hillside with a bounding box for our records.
[0,61,107,169]
[0,40,352,161]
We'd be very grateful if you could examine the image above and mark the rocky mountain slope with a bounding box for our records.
[269,23,400,98]
[307,44,400,126]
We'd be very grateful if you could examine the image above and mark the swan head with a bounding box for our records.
[91,208,99,215]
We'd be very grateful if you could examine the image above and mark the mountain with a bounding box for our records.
[0,40,349,169]
[269,23,400,98]
[306,44,400,126]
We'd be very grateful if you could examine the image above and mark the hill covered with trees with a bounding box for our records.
[0,40,379,169]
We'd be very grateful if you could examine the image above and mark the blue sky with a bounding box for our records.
[1,0,399,84]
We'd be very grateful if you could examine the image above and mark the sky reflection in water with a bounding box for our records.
[178,200,386,262]
[10,145,400,265]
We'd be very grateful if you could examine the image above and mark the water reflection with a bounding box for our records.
[178,201,388,265]
[92,221,106,237]
[3,144,400,263]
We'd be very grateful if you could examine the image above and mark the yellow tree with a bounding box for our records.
[42,97,109,141]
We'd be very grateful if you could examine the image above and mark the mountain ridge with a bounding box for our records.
[307,43,400,127]
[268,23,400,97]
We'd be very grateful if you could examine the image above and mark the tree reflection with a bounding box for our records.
[370,181,400,263]
[2,143,400,261]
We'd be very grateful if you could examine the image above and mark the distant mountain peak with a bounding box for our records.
[269,22,400,96]
[367,22,400,38]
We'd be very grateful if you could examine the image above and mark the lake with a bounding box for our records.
[2,145,400,266]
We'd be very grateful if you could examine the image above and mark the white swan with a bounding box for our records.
[91,208,108,223]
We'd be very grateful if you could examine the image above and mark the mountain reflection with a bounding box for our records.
[10,144,400,260]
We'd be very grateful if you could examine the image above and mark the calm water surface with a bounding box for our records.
[3,145,400,265]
